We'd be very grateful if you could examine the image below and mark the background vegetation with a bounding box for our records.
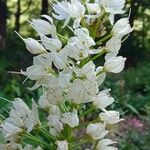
[0,0,150,149]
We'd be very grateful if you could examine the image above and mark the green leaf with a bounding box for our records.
[126,104,140,116]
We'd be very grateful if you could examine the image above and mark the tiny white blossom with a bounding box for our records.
[50,51,68,70]
[100,0,125,24]
[0,121,22,138]
[30,15,57,38]
[99,110,123,124]
[97,139,118,150]
[24,38,47,54]
[56,140,68,150]
[38,93,50,109]
[64,28,95,60]
[21,54,53,80]
[61,109,79,128]
[1,98,39,135]
[86,1,101,18]
[87,123,108,140]
[46,74,71,104]
[93,89,114,111]
[112,18,133,37]
[40,34,62,52]
[68,62,98,104]
[47,115,64,134]
[53,0,85,28]
[105,36,122,52]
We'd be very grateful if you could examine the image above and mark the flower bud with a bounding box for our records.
[87,123,108,140]
[24,38,46,54]
[97,139,117,150]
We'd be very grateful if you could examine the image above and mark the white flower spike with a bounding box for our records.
[2,0,133,148]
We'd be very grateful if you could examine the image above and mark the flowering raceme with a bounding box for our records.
[0,0,133,149]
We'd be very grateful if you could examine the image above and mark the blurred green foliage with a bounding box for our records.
[103,62,150,150]
[105,62,150,114]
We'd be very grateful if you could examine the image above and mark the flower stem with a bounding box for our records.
[70,139,89,149]
[24,133,50,147]
[57,33,68,42]
[91,50,106,61]
[96,34,112,45]
[80,106,96,117]
[39,127,56,141]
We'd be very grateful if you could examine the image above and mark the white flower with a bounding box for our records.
[38,93,50,109]
[85,1,101,18]
[0,121,22,138]
[61,109,79,128]
[50,51,68,70]
[46,74,71,104]
[21,54,53,80]
[105,36,122,52]
[100,0,125,14]
[38,94,62,115]
[74,28,95,48]
[56,140,68,150]
[93,89,114,111]
[30,15,57,38]
[100,0,125,24]
[97,139,118,150]
[65,28,95,60]
[68,76,98,104]
[87,123,108,140]
[112,18,133,37]
[15,31,47,54]
[67,61,98,104]
[75,61,96,81]
[21,65,47,81]
[47,115,64,134]
[40,34,62,52]
[99,110,123,124]
[2,98,39,134]
[53,0,85,28]
[104,55,126,73]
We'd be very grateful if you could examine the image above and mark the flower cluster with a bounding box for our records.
[0,0,132,149]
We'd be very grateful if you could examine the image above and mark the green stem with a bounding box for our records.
[39,127,56,141]
[57,33,68,42]
[96,34,112,45]
[70,139,89,149]
[24,133,49,147]
[80,106,96,117]
[91,50,106,62]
